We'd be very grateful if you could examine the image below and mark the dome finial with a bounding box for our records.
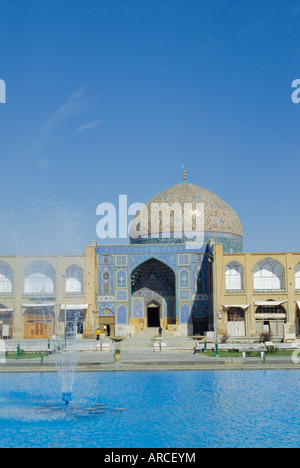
[182,165,186,183]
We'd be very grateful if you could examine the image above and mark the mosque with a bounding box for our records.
[0,169,299,342]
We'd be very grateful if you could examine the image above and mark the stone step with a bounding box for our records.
[133,327,181,338]
[116,335,194,350]
[134,328,159,336]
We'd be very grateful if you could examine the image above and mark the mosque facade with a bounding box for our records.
[0,176,299,342]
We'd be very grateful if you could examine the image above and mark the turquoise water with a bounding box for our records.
[0,370,299,448]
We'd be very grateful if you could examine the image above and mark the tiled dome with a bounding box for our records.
[130,183,243,247]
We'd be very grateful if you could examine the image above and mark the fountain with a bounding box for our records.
[32,289,80,409]
[3,199,92,415]
[10,197,94,411]
[52,336,78,408]
[50,306,81,408]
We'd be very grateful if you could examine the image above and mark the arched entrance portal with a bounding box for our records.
[131,258,176,331]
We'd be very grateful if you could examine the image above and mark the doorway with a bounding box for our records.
[147,304,160,327]
[65,310,84,338]
[98,314,115,337]
[0,310,12,339]
[227,307,246,337]
[23,309,55,339]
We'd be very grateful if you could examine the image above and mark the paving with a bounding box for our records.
[1,346,300,372]
[1,334,300,372]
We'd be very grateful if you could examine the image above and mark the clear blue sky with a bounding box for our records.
[0,0,300,255]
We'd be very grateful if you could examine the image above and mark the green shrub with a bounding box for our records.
[260,332,272,343]
[266,345,278,355]
[245,351,261,357]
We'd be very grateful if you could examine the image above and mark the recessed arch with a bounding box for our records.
[66,264,84,294]
[131,258,176,329]
[253,257,285,291]
[98,266,114,296]
[129,255,177,277]
[131,258,176,295]
[98,308,115,317]
[295,262,300,290]
[225,261,244,290]
[0,261,13,294]
[24,260,56,295]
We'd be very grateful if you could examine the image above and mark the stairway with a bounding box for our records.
[134,327,161,338]
[118,328,194,351]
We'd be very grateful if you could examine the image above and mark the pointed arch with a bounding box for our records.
[295,262,300,290]
[253,257,285,291]
[131,258,176,296]
[129,255,177,276]
[225,261,244,291]
[24,260,56,295]
[66,264,84,294]
[0,261,13,294]
[98,308,115,317]
[131,257,176,328]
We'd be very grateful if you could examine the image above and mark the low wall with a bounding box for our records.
[2,339,99,352]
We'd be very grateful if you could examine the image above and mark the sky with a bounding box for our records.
[0,0,300,255]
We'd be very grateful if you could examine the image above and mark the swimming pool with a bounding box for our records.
[0,370,299,448]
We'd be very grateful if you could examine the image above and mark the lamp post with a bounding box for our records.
[208,248,218,357]
[61,274,67,349]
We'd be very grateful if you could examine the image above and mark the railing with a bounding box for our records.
[23,292,56,296]
[66,291,84,296]
[254,289,286,293]
[226,289,245,293]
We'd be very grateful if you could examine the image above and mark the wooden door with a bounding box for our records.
[24,310,54,339]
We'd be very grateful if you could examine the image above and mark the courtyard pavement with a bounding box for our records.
[1,347,300,372]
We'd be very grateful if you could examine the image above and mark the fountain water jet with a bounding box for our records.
[52,330,79,409]
[9,198,90,412]
[38,300,80,409]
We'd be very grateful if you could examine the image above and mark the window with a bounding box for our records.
[295,263,300,290]
[227,307,245,321]
[103,283,110,295]
[255,304,286,315]
[253,258,285,291]
[66,310,83,336]
[24,261,55,295]
[0,261,13,294]
[225,262,244,291]
[66,265,84,294]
